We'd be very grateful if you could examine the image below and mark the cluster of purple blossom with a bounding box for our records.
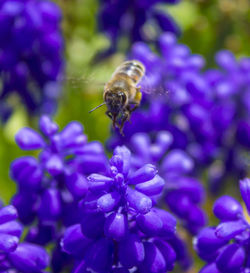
[8,116,197,272]
[195,178,250,273]
[0,0,249,272]
[6,115,249,273]
[96,0,181,60]
[0,205,49,272]
[0,0,64,122]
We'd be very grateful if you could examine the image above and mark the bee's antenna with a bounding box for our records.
[88,102,106,113]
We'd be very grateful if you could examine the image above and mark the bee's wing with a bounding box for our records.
[140,73,169,97]
[60,73,106,93]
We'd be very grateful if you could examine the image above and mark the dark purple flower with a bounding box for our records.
[0,0,64,122]
[111,131,207,234]
[61,145,192,272]
[8,242,49,273]
[0,205,22,253]
[11,115,108,227]
[0,205,49,273]
[194,178,250,273]
[96,0,181,60]
[84,145,165,225]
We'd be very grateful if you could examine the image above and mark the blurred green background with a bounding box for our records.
[0,0,249,206]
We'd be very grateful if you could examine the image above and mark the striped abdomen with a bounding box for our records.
[112,60,145,85]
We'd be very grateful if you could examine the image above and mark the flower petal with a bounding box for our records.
[138,242,166,273]
[128,164,157,184]
[97,192,121,212]
[200,263,220,273]
[104,213,128,241]
[0,233,19,252]
[45,154,64,176]
[153,239,176,271]
[126,188,152,214]
[136,210,163,236]
[66,173,89,199]
[195,227,228,254]
[119,233,144,269]
[11,157,42,191]
[39,188,62,221]
[135,174,164,196]
[15,128,45,150]
[113,146,131,176]
[215,220,247,240]
[61,224,91,258]
[39,115,58,136]
[161,149,193,175]
[9,243,49,272]
[216,243,245,273]
[0,205,18,224]
[84,238,113,272]
[0,221,22,237]
[239,178,250,215]
[213,196,243,221]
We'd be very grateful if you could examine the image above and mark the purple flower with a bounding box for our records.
[194,178,250,273]
[8,242,49,273]
[108,32,250,193]
[0,205,49,273]
[0,205,22,253]
[0,0,64,122]
[61,145,192,272]
[96,0,181,60]
[111,131,207,234]
[85,145,165,222]
[11,115,108,227]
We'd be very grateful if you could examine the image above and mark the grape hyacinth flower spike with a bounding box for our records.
[119,131,207,235]
[195,178,250,273]
[95,0,181,60]
[0,0,64,123]
[61,145,192,272]
[11,115,108,227]
[0,205,49,272]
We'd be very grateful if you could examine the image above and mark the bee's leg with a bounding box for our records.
[106,111,112,120]
[119,110,130,136]
[106,111,117,129]
[129,103,139,113]
[112,114,117,129]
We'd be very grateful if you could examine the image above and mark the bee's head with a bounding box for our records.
[104,90,127,114]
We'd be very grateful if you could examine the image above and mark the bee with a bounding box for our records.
[89,60,145,135]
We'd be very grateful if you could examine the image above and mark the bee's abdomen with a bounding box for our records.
[113,60,145,84]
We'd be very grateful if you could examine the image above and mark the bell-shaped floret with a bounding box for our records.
[61,224,92,259]
[216,243,245,273]
[213,196,243,221]
[15,128,45,150]
[239,178,250,215]
[8,243,49,273]
[119,233,145,269]
[104,212,128,241]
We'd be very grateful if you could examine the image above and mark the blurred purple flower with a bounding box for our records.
[11,115,108,227]
[0,0,64,123]
[96,0,181,60]
[194,178,250,273]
